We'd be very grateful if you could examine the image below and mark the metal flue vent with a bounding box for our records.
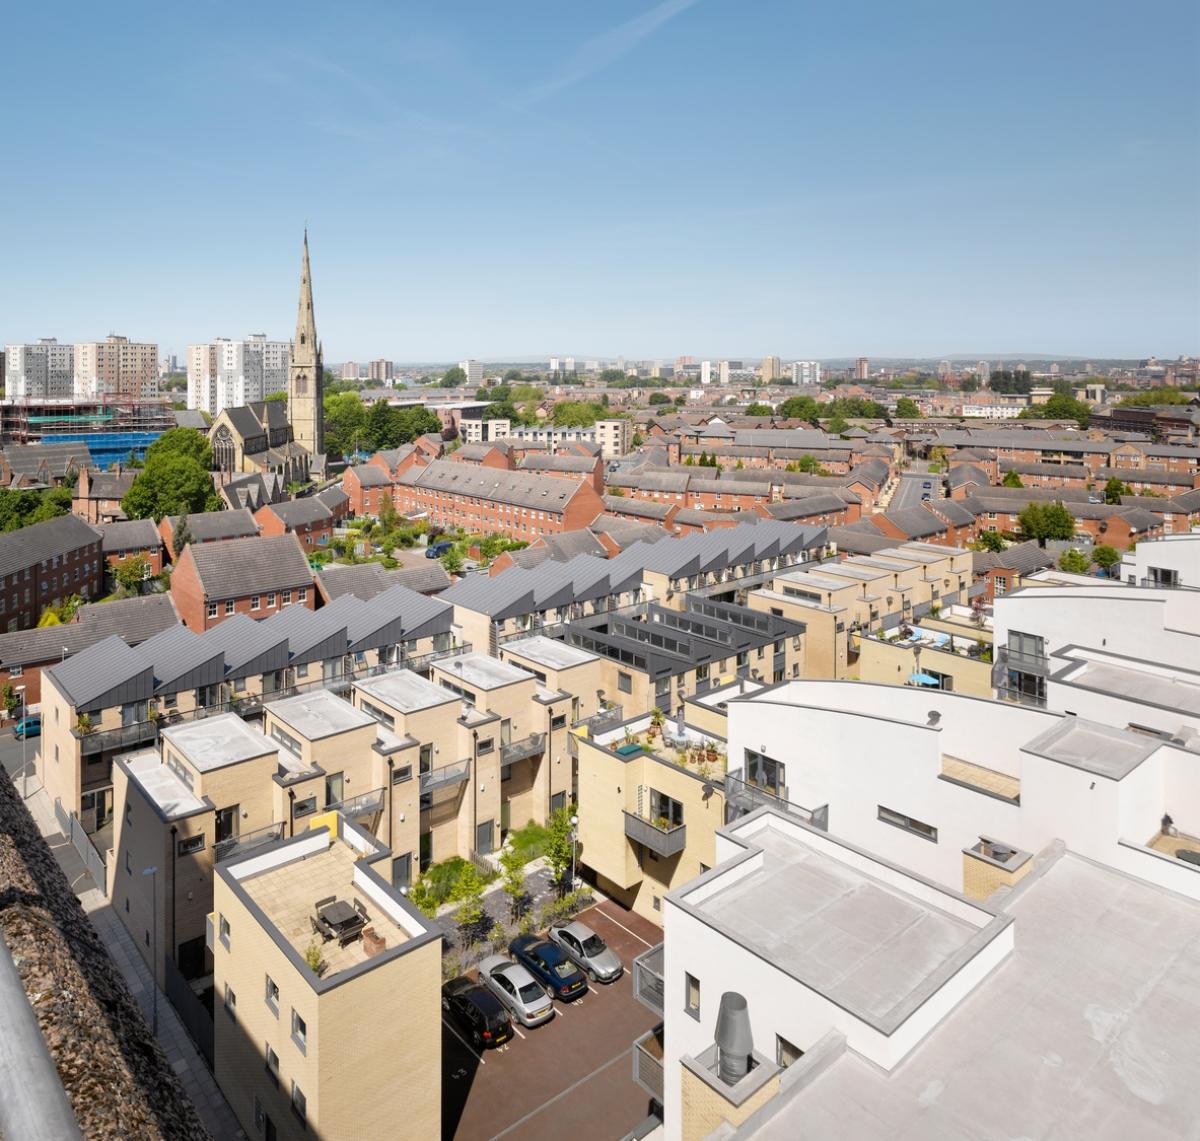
[715,992,753,1085]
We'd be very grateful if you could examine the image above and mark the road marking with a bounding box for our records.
[489,1047,634,1140]
[512,1026,526,1039]
[587,985,599,996]
[442,1018,485,1063]
[593,906,653,949]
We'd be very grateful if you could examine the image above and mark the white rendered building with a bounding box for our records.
[4,339,74,398]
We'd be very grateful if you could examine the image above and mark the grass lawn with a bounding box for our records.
[507,820,551,865]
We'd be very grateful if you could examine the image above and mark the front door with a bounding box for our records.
[476,820,494,856]
[325,772,344,808]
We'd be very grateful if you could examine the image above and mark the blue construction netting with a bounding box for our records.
[44,432,165,468]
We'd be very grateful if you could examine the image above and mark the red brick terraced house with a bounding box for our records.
[0,514,103,632]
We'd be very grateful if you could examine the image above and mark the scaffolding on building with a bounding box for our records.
[1,397,177,466]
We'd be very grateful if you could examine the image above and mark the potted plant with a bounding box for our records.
[303,939,326,977]
[75,713,95,736]
[648,707,665,740]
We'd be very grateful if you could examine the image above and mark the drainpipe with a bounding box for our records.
[387,759,395,849]
[471,729,479,850]
[169,824,178,966]
[288,789,296,838]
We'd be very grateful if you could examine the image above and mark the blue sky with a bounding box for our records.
[2,0,1196,361]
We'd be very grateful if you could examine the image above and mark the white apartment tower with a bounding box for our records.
[718,360,731,384]
[790,360,821,386]
[187,335,291,416]
[4,339,75,398]
[459,359,483,388]
[701,360,713,385]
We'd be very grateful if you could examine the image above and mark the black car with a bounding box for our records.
[508,934,588,1001]
[442,976,514,1048]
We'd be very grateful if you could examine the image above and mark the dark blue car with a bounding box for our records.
[508,934,587,1001]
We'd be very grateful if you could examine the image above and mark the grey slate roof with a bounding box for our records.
[399,460,591,511]
[172,507,259,542]
[824,525,895,554]
[520,454,599,473]
[185,534,313,598]
[0,594,179,670]
[925,498,976,525]
[347,463,395,488]
[602,496,675,520]
[81,470,136,501]
[315,561,452,602]
[871,508,948,539]
[0,514,100,578]
[972,540,1055,575]
[2,441,93,480]
[766,494,854,519]
[261,497,334,527]
[96,519,162,554]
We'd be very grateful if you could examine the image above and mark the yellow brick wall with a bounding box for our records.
[961,851,1032,900]
[680,1062,781,1141]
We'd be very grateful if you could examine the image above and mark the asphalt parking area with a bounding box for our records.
[442,901,663,1141]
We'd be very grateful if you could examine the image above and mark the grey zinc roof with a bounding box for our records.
[260,593,358,661]
[400,459,586,511]
[186,534,313,599]
[96,518,162,554]
[134,624,224,693]
[0,514,99,578]
[45,634,153,710]
[345,585,452,652]
[200,613,290,675]
[971,540,1054,575]
[176,507,260,542]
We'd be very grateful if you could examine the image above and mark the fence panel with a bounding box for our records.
[163,955,214,1067]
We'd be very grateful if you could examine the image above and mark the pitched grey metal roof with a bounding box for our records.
[96,518,162,554]
[44,634,152,710]
[0,594,179,670]
[345,585,452,652]
[185,534,313,598]
[0,514,99,578]
[200,612,290,675]
[259,592,358,661]
[175,507,260,542]
[972,540,1054,575]
[135,623,224,692]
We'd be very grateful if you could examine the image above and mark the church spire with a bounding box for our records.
[293,227,318,364]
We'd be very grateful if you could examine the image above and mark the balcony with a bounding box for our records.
[500,732,545,768]
[420,758,471,794]
[214,821,287,864]
[571,704,624,736]
[632,943,664,1015]
[75,718,158,757]
[324,786,386,830]
[632,1025,664,1104]
[624,810,686,858]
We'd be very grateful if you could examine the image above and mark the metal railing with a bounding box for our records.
[323,787,385,829]
[623,811,687,858]
[69,644,472,756]
[632,944,664,1016]
[1140,576,1183,589]
[500,732,545,767]
[214,821,287,864]
[52,798,107,887]
[571,704,624,736]
[420,758,471,794]
[632,1026,665,1103]
[724,770,789,821]
[994,645,1049,674]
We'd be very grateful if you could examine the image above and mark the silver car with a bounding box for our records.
[477,954,555,1027]
[548,920,624,983]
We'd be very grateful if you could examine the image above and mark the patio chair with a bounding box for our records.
[310,916,332,943]
[314,896,336,910]
[353,898,370,921]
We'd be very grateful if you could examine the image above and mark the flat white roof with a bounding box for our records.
[268,688,376,739]
[1021,715,1159,779]
[125,750,205,818]
[1057,655,1200,718]
[160,713,275,772]
[503,634,598,671]
[436,651,533,691]
[354,669,458,714]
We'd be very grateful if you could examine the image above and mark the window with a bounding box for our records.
[685,972,700,1019]
[298,587,307,602]
[776,1034,803,1068]
[251,595,261,611]
[291,1082,307,1124]
[282,589,292,605]
[477,737,494,756]
[649,789,683,829]
[224,983,237,1017]
[177,834,204,857]
[617,671,632,694]
[264,1043,280,1086]
[392,852,412,888]
[225,599,235,615]
[267,593,276,607]
[744,750,785,797]
[125,851,132,874]
[215,805,239,845]
[293,795,317,819]
[391,763,412,784]
[878,805,938,842]
[219,914,231,948]
[265,975,280,1014]
[206,602,218,619]
[291,1009,307,1053]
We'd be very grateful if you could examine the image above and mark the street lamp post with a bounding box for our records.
[569,814,579,890]
[14,686,27,799]
[142,866,159,1035]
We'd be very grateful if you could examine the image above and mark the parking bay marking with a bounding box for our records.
[593,906,654,949]
[442,1017,485,1064]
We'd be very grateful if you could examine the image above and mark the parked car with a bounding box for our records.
[476,954,555,1027]
[922,481,932,489]
[442,975,513,1048]
[13,715,40,740]
[509,934,587,1001]
[548,919,623,983]
[426,540,454,559]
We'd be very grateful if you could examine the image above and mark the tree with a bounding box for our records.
[552,401,603,428]
[673,394,686,406]
[113,555,150,594]
[1001,470,1025,488]
[976,530,1006,552]
[960,376,980,392]
[778,395,820,421]
[893,397,921,419]
[1117,389,1191,407]
[744,402,773,416]
[797,454,824,474]
[1103,477,1130,504]
[451,864,486,939]
[323,391,368,458]
[264,391,288,403]
[1093,545,1122,576]
[1018,501,1076,547]
[0,485,72,532]
[598,368,625,383]
[1058,548,1093,575]
[1020,393,1090,429]
[172,514,196,552]
[121,454,221,521]
[441,366,466,387]
[145,427,212,469]
[826,414,849,435]
[440,547,464,575]
[544,804,576,895]
[648,392,672,405]
[499,844,527,920]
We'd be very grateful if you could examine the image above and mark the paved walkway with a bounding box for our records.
[8,745,244,1140]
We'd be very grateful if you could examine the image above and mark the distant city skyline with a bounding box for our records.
[2,1,1196,359]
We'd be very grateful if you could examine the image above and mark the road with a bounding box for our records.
[891,472,943,511]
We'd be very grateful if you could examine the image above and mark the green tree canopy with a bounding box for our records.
[113,555,150,594]
[959,376,980,392]
[441,366,466,387]
[1018,500,1076,547]
[323,391,368,458]
[744,402,773,416]
[145,427,212,469]
[648,392,672,405]
[893,397,922,419]
[1020,393,1090,429]
[1092,545,1122,575]
[1103,476,1131,504]
[121,454,221,521]
[976,530,1006,552]
[1117,389,1192,407]
[1058,548,1093,575]
[826,414,849,435]
[778,396,821,421]
[0,485,72,532]
[551,401,604,428]
[598,368,625,383]
[1001,470,1025,488]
